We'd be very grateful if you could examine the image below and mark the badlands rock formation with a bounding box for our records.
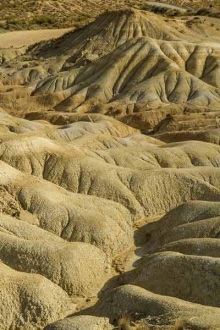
[0,4,220,330]
[0,111,219,329]
[1,8,220,140]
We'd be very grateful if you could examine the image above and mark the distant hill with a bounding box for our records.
[0,0,219,31]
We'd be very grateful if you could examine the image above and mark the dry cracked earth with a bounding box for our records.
[0,1,220,330]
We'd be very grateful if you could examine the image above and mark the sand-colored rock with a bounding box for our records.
[44,316,113,330]
[0,214,109,297]
[0,119,220,220]
[162,238,220,257]
[145,200,220,249]
[0,160,133,257]
[124,251,220,307]
[93,284,220,329]
[31,34,220,112]
[0,114,218,326]
[0,262,75,330]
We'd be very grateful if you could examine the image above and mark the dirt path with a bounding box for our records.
[113,216,162,274]
[0,28,71,49]
[146,1,187,12]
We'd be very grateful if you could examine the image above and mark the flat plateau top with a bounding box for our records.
[0,29,70,49]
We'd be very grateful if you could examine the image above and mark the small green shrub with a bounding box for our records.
[33,15,56,26]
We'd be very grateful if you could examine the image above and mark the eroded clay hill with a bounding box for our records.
[0,5,220,330]
[0,112,219,329]
[1,9,220,142]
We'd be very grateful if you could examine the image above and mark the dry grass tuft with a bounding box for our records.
[0,0,220,31]
[118,314,132,330]
[0,94,47,117]
[117,316,189,330]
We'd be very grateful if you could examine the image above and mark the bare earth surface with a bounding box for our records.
[0,1,220,330]
[0,29,71,49]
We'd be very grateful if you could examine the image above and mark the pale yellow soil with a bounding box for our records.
[0,28,71,49]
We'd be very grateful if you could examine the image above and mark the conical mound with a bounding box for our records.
[32,9,186,60]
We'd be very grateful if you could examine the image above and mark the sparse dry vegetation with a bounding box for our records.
[0,96,46,117]
[0,0,220,30]
[117,315,188,330]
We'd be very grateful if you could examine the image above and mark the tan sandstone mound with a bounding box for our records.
[162,238,220,257]
[0,214,109,297]
[0,118,220,220]
[0,262,75,330]
[93,284,220,329]
[0,112,218,328]
[44,316,113,330]
[32,9,188,60]
[124,251,220,307]
[0,160,133,257]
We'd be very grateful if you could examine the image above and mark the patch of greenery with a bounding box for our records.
[33,15,56,26]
